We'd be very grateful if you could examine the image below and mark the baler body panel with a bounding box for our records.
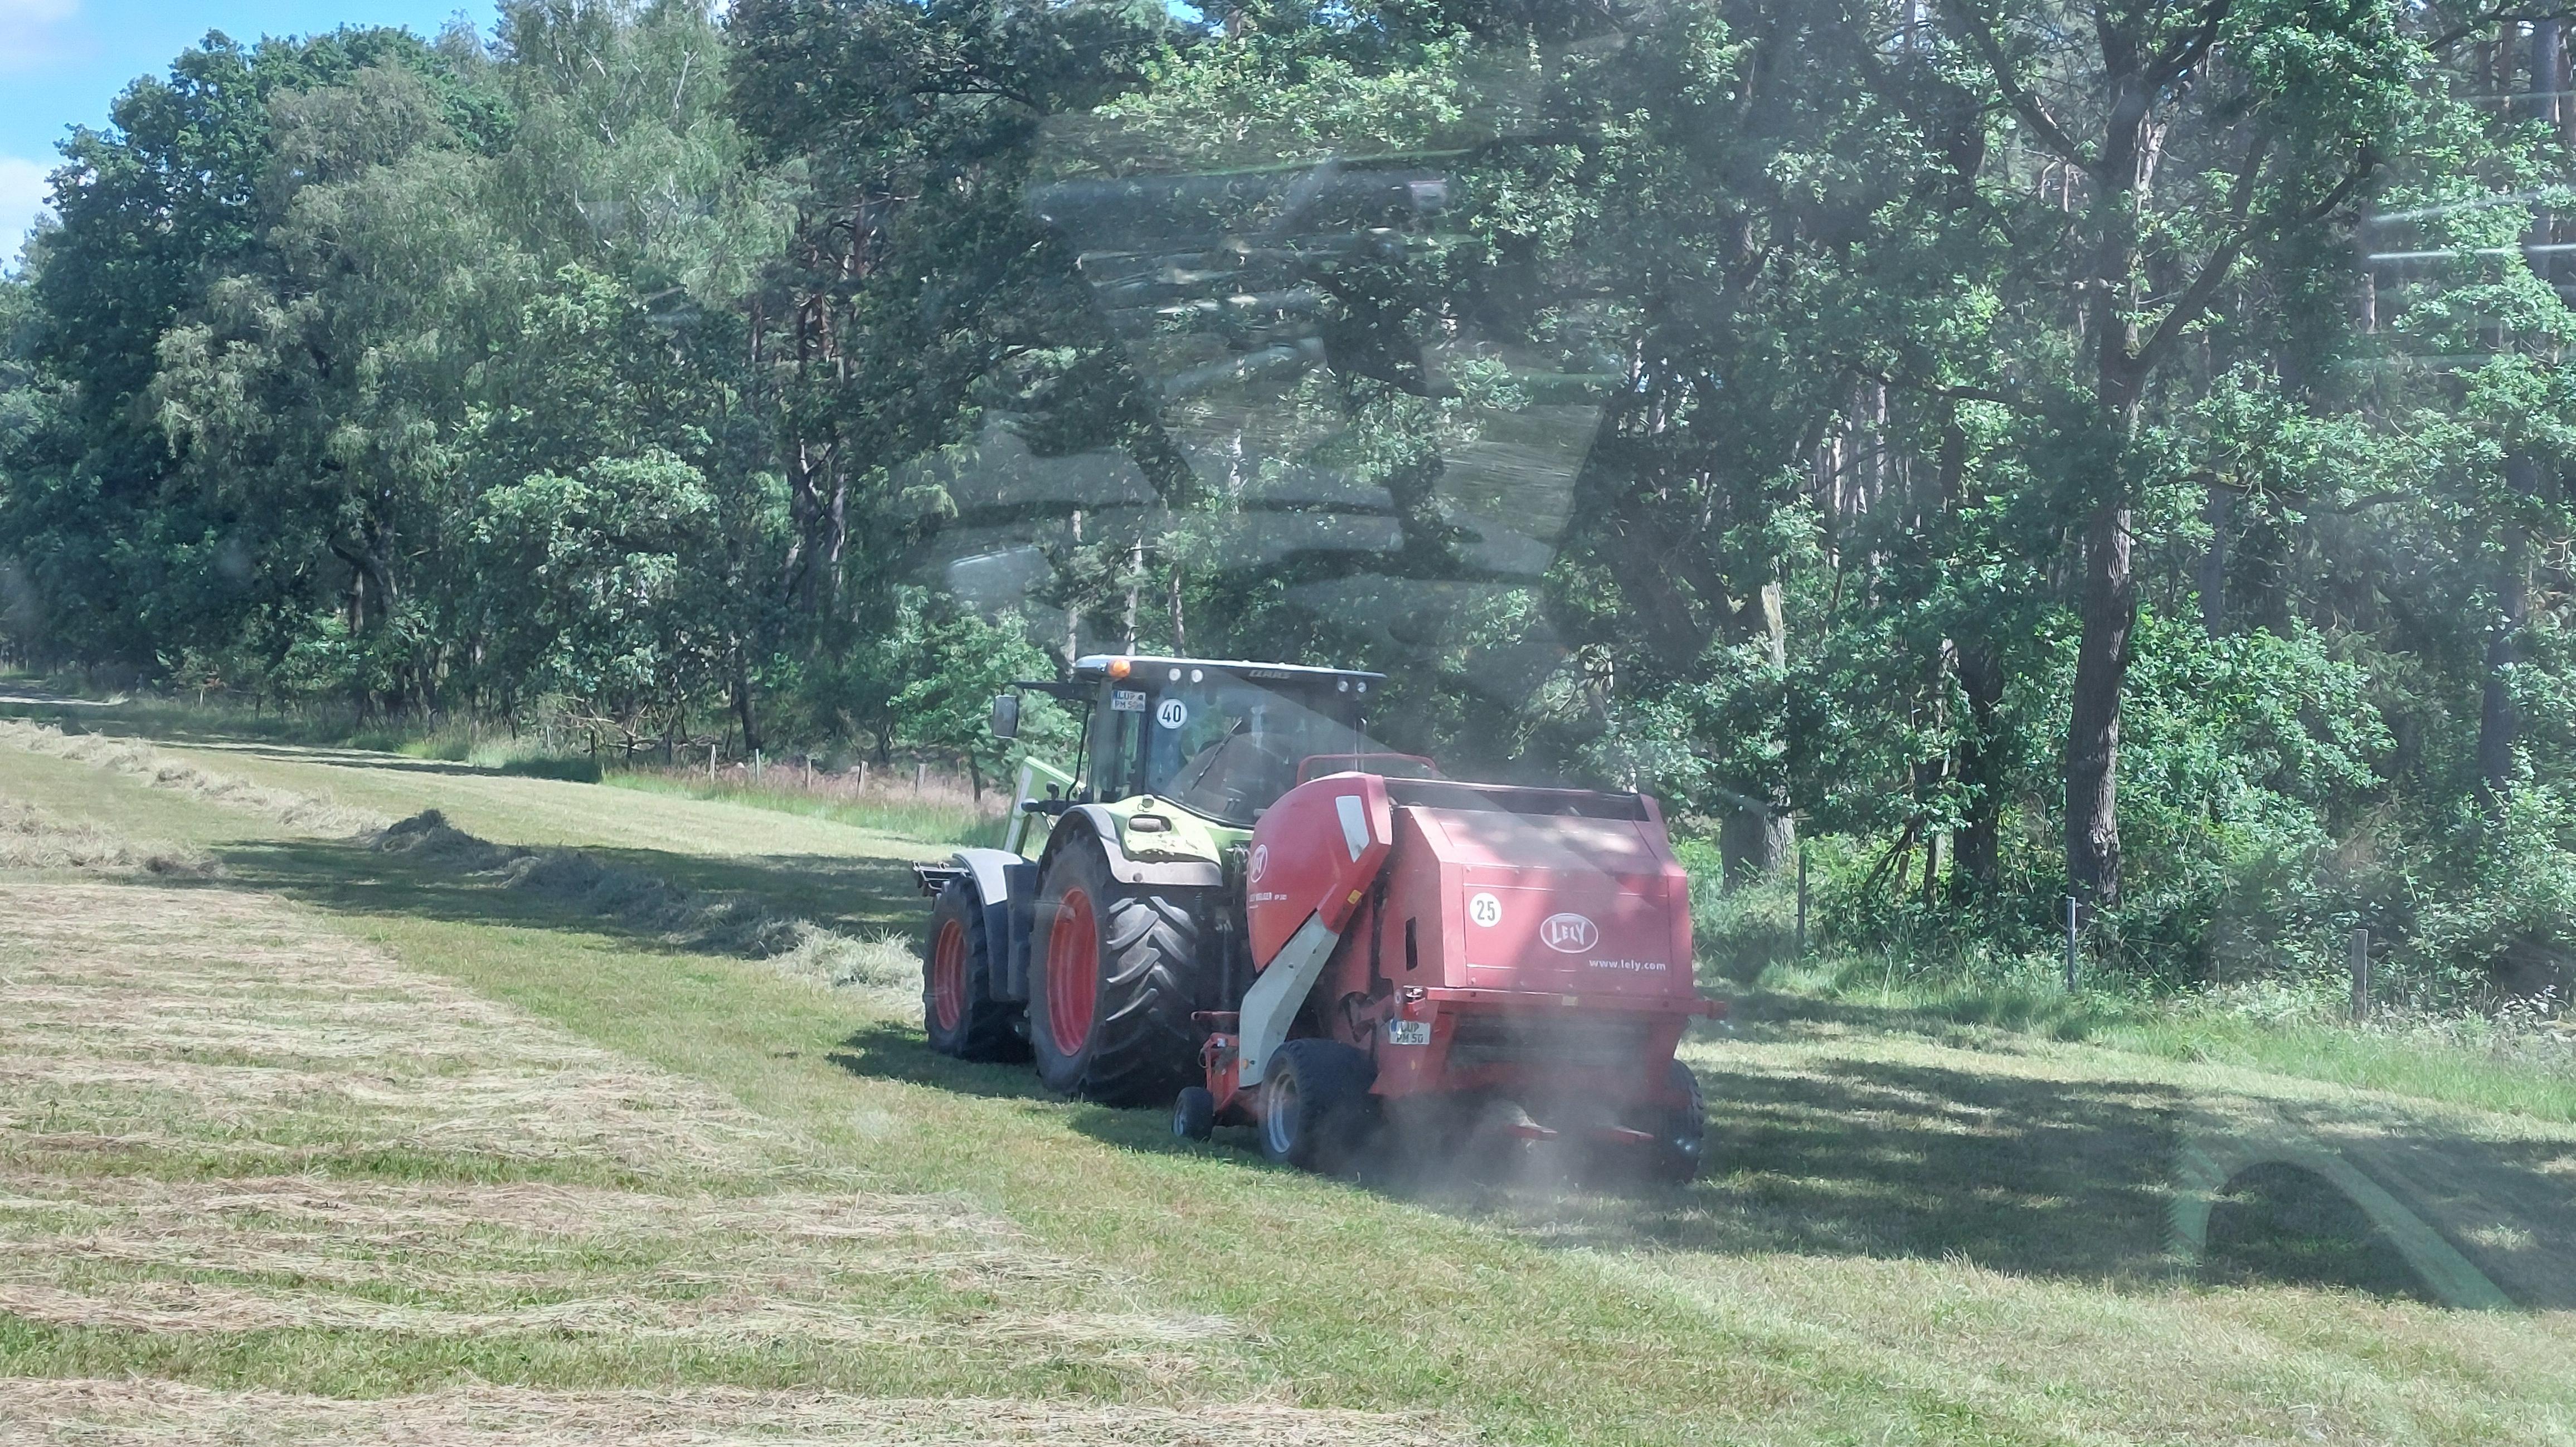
[1357,792,1693,1002]
[1243,772,1392,968]
[1204,771,1718,1154]
[1418,805,1693,1001]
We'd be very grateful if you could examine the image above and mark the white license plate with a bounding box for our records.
[1386,1020,1431,1046]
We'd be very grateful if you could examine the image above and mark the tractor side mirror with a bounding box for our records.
[989,692,1021,740]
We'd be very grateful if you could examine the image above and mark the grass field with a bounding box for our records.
[3,701,2575,1445]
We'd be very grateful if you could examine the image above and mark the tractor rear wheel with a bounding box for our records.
[924,881,1027,1061]
[1028,837,1201,1105]
[1259,1039,1377,1172]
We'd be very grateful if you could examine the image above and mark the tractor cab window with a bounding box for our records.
[1095,671,1383,826]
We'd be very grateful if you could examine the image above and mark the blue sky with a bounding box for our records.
[3,0,494,264]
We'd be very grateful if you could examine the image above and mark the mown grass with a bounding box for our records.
[8,728,2576,1444]
[188,835,2576,1445]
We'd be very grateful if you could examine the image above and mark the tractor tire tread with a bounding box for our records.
[1081,889,1203,1105]
[1031,839,1205,1107]
[926,883,1028,1063]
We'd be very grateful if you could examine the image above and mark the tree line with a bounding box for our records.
[4,0,2575,999]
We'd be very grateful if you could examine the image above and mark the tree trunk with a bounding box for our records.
[1719,578,1795,885]
[2199,482,2230,636]
[731,666,761,756]
[1955,642,2005,895]
[2064,494,2133,909]
[1121,538,1144,651]
[2477,461,2536,808]
[2537,22,2563,137]
[1065,509,1085,666]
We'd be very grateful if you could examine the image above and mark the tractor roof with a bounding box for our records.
[1070,654,1387,686]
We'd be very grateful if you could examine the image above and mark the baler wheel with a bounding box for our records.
[1029,838,1203,1105]
[1172,1086,1217,1141]
[924,883,1029,1062]
[1259,1039,1377,1172]
[1651,1058,1708,1183]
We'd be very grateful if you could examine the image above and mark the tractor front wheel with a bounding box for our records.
[1028,837,1201,1105]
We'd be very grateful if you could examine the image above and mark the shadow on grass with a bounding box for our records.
[959,1011,2572,1307]
[1727,981,2117,1048]
[207,831,927,956]
[819,1009,2209,1287]
[2203,1162,2439,1303]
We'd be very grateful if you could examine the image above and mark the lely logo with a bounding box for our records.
[1248,844,1270,883]
[1539,913,1600,953]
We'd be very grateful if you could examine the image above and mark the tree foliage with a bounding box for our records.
[8,0,2576,1000]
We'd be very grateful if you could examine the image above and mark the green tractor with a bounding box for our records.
[912,654,1408,1104]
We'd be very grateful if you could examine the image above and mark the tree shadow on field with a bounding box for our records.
[182,812,2574,1306]
[989,1015,2575,1303]
[206,831,927,954]
[826,999,2205,1284]
[824,1019,1280,1166]
[1305,1052,2206,1283]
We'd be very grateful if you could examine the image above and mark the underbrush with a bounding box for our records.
[393,728,604,780]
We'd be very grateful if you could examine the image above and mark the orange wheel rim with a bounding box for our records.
[1046,887,1098,1052]
[930,917,967,1033]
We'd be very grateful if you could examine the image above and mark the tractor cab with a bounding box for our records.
[996,655,1429,834]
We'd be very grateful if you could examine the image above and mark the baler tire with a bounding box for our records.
[1651,1058,1708,1184]
[1260,1039,1377,1172]
[1173,1086,1217,1141]
[1029,839,1203,1105]
[924,882,1027,1062]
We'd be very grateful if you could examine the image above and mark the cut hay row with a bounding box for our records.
[0,1378,1458,1447]
[370,811,924,1008]
[0,719,927,1010]
[0,1283,1219,1354]
[0,798,213,878]
[0,884,787,1173]
[0,880,1216,1370]
[0,719,387,836]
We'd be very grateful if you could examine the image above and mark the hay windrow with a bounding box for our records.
[0,881,1218,1370]
[0,719,387,836]
[373,810,800,956]
[0,716,925,1001]
[0,798,214,878]
[371,811,924,1004]
[0,1379,1461,1446]
[0,883,788,1173]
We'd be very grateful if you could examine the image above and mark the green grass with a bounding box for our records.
[605,771,1008,850]
[6,711,2576,1443]
[1752,953,2576,1126]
